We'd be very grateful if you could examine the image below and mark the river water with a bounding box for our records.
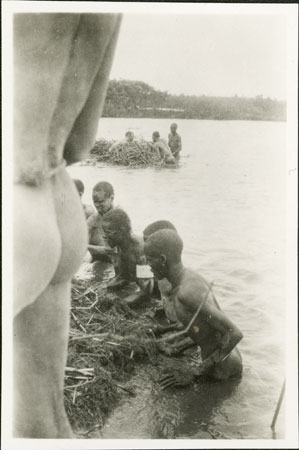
[67,118,286,439]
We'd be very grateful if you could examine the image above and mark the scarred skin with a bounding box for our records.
[13,13,121,437]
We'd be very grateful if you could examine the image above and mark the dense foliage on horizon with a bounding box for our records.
[103,80,286,121]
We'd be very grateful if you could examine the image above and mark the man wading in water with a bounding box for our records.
[144,230,243,387]
[168,123,182,159]
[87,181,115,262]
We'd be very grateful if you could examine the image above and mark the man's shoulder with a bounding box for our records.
[87,212,101,227]
[84,204,96,216]
[178,269,210,300]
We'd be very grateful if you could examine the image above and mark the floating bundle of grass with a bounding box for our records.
[88,138,162,167]
[64,279,159,434]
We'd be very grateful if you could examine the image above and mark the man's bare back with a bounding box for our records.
[103,209,154,302]
[171,268,243,380]
[152,132,175,164]
[144,229,243,388]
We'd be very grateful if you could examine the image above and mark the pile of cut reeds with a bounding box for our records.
[64,279,159,434]
[87,138,162,167]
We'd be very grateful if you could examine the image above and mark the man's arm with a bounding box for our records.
[194,305,243,376]
[107,249,130,289]
[177,135,182,152]
[178,288,243,375]
[109,140,123,154]
[87,244,114,256]
[153,142,162,160]
[86,214,95,238]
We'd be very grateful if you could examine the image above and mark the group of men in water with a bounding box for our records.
[73,177,244,388]
[109,123,182,164]
[153,123,182,164]
[12,12,242,438]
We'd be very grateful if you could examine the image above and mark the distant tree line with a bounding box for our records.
[103,79,286,121]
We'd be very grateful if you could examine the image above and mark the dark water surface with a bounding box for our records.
[67,118,286,439]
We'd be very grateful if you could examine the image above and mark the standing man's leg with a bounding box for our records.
[13,13,121,438]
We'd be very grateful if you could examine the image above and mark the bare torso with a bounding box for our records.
[153,139,175,163]
[118,234,145,282]
[170,269,242,379]
[88,213,106,247]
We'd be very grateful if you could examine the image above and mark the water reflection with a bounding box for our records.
[176,376,242,438]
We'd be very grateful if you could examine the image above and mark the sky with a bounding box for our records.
[109,14,287,100]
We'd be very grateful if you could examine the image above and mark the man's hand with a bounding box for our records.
[106,276,128,289]
[159,366,198,389]
[87,245,115,255]
[137,278,154,295]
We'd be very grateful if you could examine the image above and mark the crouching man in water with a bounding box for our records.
[102,209,154,305]
[152,132,176,165]
[143,220,178,321]
[144,230,243,387]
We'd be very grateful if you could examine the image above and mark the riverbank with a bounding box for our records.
[65,277,200,438]
[102,80,286,122]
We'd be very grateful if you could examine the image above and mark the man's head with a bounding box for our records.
[143,220,177,242]
[144,229,183,279]
[73,179,84,197]
[152,131,160,142]
[92,181,114,215]
[125,131,134,143]
[102,208,131,248]
[170,123,178,133]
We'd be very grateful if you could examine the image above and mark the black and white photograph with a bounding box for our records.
[2,1,298,449]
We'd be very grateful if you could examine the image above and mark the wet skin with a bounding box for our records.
[145,252,243,385]
[152,138,175,164]
[87,191,114,259]
[103,221,153,301]
[168,129,181,158]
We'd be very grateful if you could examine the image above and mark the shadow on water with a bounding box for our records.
[175,376,242,439]
[99,359,242,439]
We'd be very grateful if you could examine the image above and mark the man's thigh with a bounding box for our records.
[14,281,73,438]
